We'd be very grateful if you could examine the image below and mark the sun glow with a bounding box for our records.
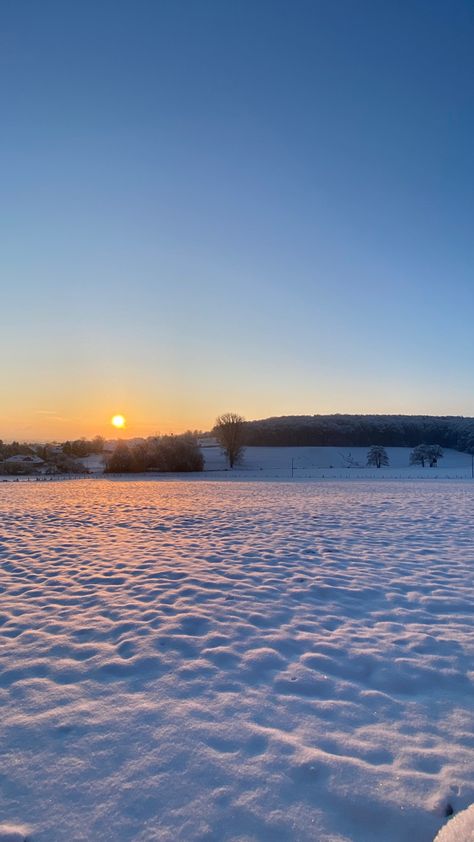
[111,414,126,429]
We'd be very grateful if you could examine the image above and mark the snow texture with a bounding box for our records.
[0,479,473,841]
[434,804,474,841]
[0,826,29,842]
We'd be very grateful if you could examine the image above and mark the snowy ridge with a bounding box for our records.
[0,480,473,841]
[0,827,30,842]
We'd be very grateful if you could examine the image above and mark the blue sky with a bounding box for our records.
[2,0,473,438]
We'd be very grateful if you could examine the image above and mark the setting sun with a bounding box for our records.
[111,414,126,429]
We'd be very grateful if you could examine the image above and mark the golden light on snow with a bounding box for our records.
[111,414,126,429]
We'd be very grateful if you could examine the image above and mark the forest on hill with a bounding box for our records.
[242,415,474,452]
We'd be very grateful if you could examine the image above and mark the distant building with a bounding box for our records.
[198,436,220,449]
[2,455,45,474]
[45,444,63,456]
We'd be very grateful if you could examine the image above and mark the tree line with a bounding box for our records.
[0,437,105,460]
[0,441,35,459]
[241,415,474,452]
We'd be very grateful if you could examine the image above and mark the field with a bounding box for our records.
[203,445,474,479]
[0,480,473,841]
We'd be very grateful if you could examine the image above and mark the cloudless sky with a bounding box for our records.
[1,0,473,439]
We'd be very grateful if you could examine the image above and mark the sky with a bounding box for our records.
[1,0,474,440]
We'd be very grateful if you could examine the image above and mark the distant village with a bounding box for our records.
[0,437,110,476]
[0,434,219,477]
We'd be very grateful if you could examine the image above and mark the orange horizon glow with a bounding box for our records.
[0,405,214,442]
[3,388,474,444]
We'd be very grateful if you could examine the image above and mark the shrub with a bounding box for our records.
[105,435,203,473]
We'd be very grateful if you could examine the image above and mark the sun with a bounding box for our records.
[111,414,126,430]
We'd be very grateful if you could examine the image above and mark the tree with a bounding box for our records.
[105,442,134,473]
[410,444,428,467]
[213,413,246,469]
[426,444,443,467]
[152,434,204,472]
[410,443,443,468]
[91,435,105,453]
[367,445,389,468]
[52,454,87,474]
[104,434,203,474]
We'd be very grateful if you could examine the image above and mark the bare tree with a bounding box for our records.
[213,413,246,469]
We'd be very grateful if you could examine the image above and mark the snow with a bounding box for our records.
[0,479,473,841]
[2,446,472,482]
[0,828,29,842]
[80,453,106,473]
[434,804,474,841]
[203,445,474,479]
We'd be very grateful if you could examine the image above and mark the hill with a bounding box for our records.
[241,414,474,452]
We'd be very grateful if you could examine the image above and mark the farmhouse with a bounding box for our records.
[2,455,45,474]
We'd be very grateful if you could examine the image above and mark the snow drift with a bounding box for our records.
[0,479,473,841]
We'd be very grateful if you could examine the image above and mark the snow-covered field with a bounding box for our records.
[3,446,471,483]
[0,480,473,841]
[203,445,474,480]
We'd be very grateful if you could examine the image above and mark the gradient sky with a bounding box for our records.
[2,0,474,440]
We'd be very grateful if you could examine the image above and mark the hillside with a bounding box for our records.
[242,414,474,451]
